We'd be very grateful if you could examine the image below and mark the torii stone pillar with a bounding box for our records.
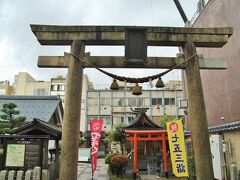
[183,38,214,179]
[59,40,84,180]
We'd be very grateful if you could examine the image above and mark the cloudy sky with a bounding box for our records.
[0,0,199,87]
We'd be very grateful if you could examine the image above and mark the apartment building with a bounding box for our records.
[13,72,93,133]
[13,72,50,96]
[86,81,184,131]
[50,74,93,132]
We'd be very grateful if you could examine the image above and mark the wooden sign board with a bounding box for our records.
[4,139,42,170]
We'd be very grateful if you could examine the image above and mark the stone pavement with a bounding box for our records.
[77,158,109,180]
[77,159,186,180]
[140,174,187,180]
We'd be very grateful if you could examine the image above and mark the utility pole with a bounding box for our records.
[182,38,214,180]
[173,0,188,23]
[59,40,84,180]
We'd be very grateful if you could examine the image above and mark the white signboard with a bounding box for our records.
[6,144,25,167]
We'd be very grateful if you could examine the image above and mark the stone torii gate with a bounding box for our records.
[30,25,232,180]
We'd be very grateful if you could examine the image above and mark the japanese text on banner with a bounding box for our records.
[167,120,189,177]
[90,119,103,176]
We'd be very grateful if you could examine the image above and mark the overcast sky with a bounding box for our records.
[0,0,199,87]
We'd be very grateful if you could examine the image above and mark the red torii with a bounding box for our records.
[124,129,169,179]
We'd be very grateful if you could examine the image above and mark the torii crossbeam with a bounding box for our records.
[31,25,232,180]
[38,53,227,69]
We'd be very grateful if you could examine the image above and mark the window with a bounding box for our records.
[112,98,125,107]
[138,98,144,106]
[151,98,162,105]
[113,116,125,125]
[126,98,137,106]
[127,116,135,124]
[164,98,175,105]
[100,98,110,106]
[33,88,48,96]
[59,85,65,91]
[143,98,150,106]
[51,85,58,91]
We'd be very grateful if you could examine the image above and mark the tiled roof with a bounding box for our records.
[33,118,62,132]
[0,96,62,122]
[11,118,61,138]
[185,120,240,136]
[208,121,240,133]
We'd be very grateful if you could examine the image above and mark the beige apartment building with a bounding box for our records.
[86,81,184,131]
[0,81,14,95]
[13,72,50,96]
[13,72,93,132]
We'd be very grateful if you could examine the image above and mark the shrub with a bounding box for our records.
[110,154,128,176]
[111,155,128,167]
[105,153,118,164]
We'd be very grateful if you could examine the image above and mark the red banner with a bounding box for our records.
[90,119,103,176]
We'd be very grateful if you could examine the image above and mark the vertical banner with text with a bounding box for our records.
[167,120,189,177]
[90,119,103,176]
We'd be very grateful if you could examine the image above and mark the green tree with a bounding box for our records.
[109,124,126,154]
[110,124,125,143]
[0,102,26,134]
[160,115,178,129]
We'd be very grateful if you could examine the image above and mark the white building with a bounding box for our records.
[86,81,184,131]
[50,74,93,132]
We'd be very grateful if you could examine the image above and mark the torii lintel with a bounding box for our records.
[31,25,232,47]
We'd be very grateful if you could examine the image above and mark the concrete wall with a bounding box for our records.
[193,0,240,126]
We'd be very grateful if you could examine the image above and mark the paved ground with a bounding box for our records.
[77,158,109,180]
[77,159,186,180]
[140,174,187,180]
